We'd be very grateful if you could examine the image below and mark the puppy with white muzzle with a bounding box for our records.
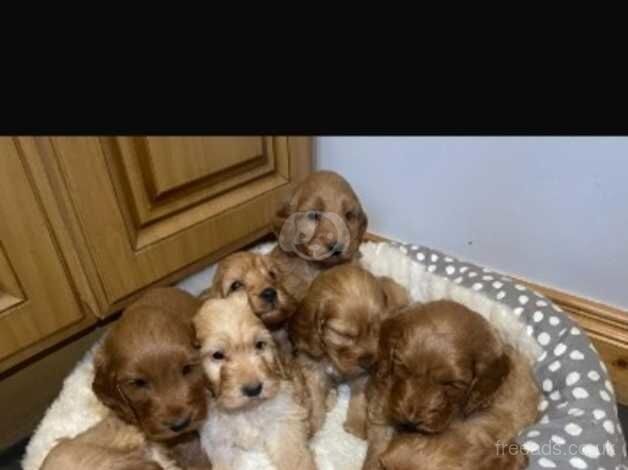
[194,292,315,470]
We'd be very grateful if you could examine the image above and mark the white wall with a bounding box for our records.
[316,137,628,311]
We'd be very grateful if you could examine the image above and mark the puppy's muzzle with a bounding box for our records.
[394,419,439,435]
[260,288,277,304]
[241,382,263,397]
[327,241,345,257]
[358,353,376,370]
[163,415,192,433]
[396,420,421,433]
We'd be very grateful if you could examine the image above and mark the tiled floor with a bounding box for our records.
[2,406,628,469]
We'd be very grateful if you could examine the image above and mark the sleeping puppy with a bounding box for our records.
[199,251,299,355]
[270,170,368,299]
[41,287,211,470]
[194,293,315,470]
[290,264,410,439]
[362,300,539,470]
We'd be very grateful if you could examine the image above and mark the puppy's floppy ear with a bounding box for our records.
[378,276,410,311]
[192,311,206,344]
[198,282,221,301]
[357,208,368,241]
[264,256,285,284]
[269,344,290,381]
[374,314,404,382]
[198,276,224,301]
[272,186,305,250]
[289,295,326,359]
[272,186,302,240]
[186,320,202,350]
[271,200,292,238]
[379,436,415,470]
[200,262,229,301]
[464,345,512,416]
[92,345,137,425]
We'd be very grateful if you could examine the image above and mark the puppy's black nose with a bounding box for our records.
[260,288,277,303]
[328,242,344,256]
[165,416,191,433]
[397,421,419,433]
[358,353,375,370]
[242,382,263,397]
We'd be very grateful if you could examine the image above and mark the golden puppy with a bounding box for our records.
[42,287,211,470]
[200,251,299,354]
[194,293,315,470]
[362,301,539,470]
[290,264,410,439]
[270,170,368,299]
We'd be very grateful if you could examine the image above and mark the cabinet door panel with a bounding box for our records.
[104,137,279,230]
[142,136,265,195]
[0,139,87,364]
[50,137,310,307]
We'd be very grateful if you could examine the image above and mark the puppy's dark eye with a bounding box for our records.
[328,328,355,342]
[229,281,243,292]
[442,380,467,390]
[307,211,320,221]
[255,340,266,351]
[182,364,196,376]
[345,210,355,221]
[212,351,225,360]
[130,378,148,388]
[392,355,409,373]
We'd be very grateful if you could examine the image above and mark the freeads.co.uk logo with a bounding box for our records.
[496,439,618,464]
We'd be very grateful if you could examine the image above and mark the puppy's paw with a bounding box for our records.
[511,447,529,470]
[122,461,164,470]
[297,451,317,470]
[343,416,367,440]
[498,442,529,470]
[325,388,338,411]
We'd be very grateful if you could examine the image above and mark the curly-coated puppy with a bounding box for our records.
[362,300,539,470]
[41,287,211,470]
[270,170,368,300]
[194,293,315,470]
[290,264,410,439]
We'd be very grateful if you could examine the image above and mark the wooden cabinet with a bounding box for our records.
[0,139,95,370]
[0,137,311,373]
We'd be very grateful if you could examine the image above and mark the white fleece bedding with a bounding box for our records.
[22,241,542,470]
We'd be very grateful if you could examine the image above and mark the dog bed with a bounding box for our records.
[23,241,628,470]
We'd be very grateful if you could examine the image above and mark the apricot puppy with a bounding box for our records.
[270,170,369,300]
[362,300,539,470]
[42,287,211,470]
[195,293,315,470]
[290,264,410,438]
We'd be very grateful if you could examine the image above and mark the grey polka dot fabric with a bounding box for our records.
[388,241,628,470]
